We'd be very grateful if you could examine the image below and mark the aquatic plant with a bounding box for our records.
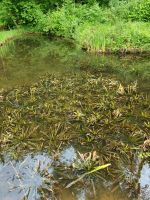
[0,68,149,199]
[139,152,150,158]
[66,163,111,188]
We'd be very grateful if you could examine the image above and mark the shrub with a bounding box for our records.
[37,1,116,36]
[35,0,63,10]
[0,0,44,27]
[128,0,150,22]
[42,2,79,37]
[75,0,110,6]
[110,0,150,22]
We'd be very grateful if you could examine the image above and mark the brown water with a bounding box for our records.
[0,146,150,200]
[0,36,150,200]
[0,36,150,89]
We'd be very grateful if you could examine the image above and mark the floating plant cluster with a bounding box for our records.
[0,68,150,199]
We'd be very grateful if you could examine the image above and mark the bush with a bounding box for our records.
[1,0,150,53]
[1,0,44,27]
[75,0,110,6]
[37,1,116,36]
[35,0,63,10]
[19,2,44,25]
[36,0,150,53]
[110,0,150,22]
[128,0,150,22]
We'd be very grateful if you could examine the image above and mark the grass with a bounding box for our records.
[74,21,150,53]
[0,29,27,45]
[1,22,149,54]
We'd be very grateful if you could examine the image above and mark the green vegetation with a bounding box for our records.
[66,163,111,188]
[0,36,150,90]
[0,68,149,198]
[1,69,149,154]
[0,29,25,44]
[0,0,150,53]
[75,21,150,52]
[0,1,149,198]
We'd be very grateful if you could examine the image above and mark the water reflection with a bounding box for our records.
[140,163,150,200]
[0,36,150,89]
[0,36,150,200]
[0,154,53,200]
[0,146,149,200]
[60,146,77,165]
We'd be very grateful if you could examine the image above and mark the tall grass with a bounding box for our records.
[74,21,150,53]
[0,29,27,44]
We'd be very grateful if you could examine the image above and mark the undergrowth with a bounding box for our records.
[35,0,150,53]
[0,0,150,52]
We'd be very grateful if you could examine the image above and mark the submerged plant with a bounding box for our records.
[66,163,111,188]
[0,68,149,199]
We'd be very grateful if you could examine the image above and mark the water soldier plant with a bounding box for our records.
[0,67,149,199]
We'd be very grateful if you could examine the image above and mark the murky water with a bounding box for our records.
[0,146,150,200]
[0,36,150,89]
[0,36,150,200]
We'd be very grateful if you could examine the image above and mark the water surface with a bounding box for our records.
[0,36,150,89]
[0,36,150,200]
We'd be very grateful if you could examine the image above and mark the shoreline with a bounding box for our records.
[0,29,150,56]
[82,47,150,56]
[0,30,43,47]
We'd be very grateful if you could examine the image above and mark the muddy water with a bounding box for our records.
[0,36,150,200]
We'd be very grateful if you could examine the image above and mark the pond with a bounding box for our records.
[0,36,150,89]
[0,36,150,200]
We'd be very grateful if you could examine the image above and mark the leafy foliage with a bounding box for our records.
[111,0,150,22]
[34,0,150,52]
[0,0,150,53]
[0,0,45,26]
[128,0,150,22]
[1,0,150,29]
[36,2,116,36]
